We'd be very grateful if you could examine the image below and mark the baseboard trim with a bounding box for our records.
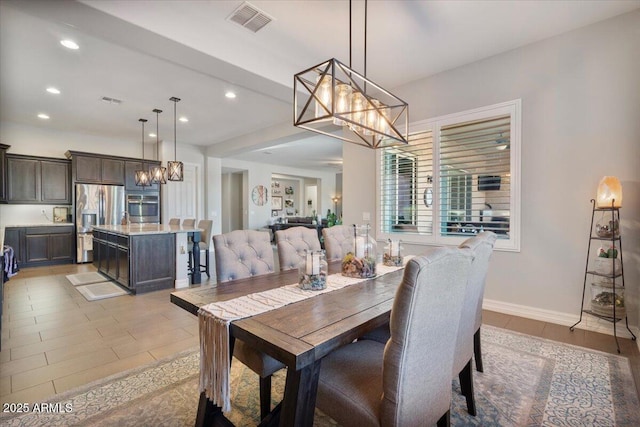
[483,298,639,350]
[174,278,189,289]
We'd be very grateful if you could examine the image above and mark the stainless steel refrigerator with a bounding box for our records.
[75,184,125,263]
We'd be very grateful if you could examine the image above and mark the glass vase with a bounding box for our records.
[342,224,377,278]
[383,239,403,267]
[299,250,328,290]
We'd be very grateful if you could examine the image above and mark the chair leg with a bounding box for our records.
[205,249,210,278]
[259,375,272,420]
[474,328,483,372]
[459,359,476,416]
[436,409,450,427]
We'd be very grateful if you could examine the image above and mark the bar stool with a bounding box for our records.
[168,218,180,225]
[182,218,196,227]
[188,220,213,278]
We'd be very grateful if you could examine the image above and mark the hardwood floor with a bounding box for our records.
[1,264,638,405]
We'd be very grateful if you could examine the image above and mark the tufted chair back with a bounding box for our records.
[212,230,274,283]
[275,226,322,271]
[322,225,353,261]
[168,218,180,225]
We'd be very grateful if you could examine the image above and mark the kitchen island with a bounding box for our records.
[91,224,202,294]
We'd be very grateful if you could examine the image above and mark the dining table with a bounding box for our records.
[170,261,405,427]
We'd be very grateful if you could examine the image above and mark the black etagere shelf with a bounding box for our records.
[570,199,636,353]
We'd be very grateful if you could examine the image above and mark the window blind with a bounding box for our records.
[439,115,511,236]
[380,130,433,235]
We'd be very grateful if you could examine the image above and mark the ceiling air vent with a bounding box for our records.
[101,96,122,105]
[227,1,273,33]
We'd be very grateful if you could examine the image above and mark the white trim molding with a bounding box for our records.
[483,298,639,345]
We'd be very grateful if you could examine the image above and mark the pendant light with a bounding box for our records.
[293,0,408,149]
[135,118,151,187]
[167,96,184,181]
[150,108,167,184]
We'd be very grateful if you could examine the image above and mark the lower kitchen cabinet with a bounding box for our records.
[3,226,74,268]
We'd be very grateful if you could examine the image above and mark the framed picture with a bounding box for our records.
[272,196,283,210]
[284,199,294,208]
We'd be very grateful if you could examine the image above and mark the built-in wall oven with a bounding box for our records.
[126,194,160,223]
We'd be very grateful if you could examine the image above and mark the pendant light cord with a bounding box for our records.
[364,0,367,78]
[156,110,160,160]
[173,100,177,161]
[349,0,352,68]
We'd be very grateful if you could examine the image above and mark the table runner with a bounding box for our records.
[198,262,406,412]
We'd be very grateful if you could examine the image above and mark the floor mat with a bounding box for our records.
[66,272,109,286]
[75,281,129,301]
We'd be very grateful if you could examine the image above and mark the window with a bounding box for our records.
[378,100,520,251]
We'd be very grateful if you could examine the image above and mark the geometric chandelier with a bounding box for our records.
[293,1,408,149]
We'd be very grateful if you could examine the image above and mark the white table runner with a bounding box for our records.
[198,262,406,412]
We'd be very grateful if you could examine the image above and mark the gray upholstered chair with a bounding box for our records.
[315,246,473,427]
[322,224,353,261]
[358,231,498,416]
[211,229,284,419]
[275,226,322,271]
[453,231,497,415]
[461,232,498,374]
[168,218,180,225]
[188,219,213,278]
[182,218,196,227]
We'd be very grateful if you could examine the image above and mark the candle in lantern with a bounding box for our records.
[355,236,365,258]
[312,252,320,275]
[306,253,313,275]
[390,240,399,257]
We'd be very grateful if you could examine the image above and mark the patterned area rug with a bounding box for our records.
[1,326,638,426]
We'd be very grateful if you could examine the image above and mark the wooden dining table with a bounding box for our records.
[170,261,405,427]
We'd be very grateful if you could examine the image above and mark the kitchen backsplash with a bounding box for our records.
[0,204,72,226]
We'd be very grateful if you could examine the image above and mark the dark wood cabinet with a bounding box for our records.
[72,154,124,185]
[4,226,73,268]
[5,155,71,204]
[102,158,125,185]
[41,160,71,203]
[3,228,24,265]
[6,157,39,202]
[0,143,9,203]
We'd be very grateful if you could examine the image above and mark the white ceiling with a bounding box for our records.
[1,0,638,172]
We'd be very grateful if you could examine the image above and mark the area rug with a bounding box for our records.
[65,272,109,286]
[74,281,129,301]
[1,326,638,427]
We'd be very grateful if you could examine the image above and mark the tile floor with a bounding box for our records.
[1,263,638,405]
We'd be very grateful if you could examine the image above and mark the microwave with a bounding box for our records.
[126,194,160,223]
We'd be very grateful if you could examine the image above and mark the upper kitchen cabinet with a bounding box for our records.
[69,152,125,185]
[0,144,10,202]
[5,154,71,204]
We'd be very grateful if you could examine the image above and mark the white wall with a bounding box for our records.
[344,10,640,332]
[217,158,337,231]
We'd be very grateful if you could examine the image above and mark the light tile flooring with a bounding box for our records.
[1,263,639,405]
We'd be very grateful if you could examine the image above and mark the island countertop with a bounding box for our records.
[92,224,202,236]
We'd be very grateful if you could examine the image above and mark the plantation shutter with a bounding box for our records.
[380,130,433,235]
[439,115,511,236]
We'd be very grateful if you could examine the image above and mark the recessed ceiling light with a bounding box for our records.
[46,87,61,94]
[148,133,156,138]
[60,39,79,50]
[179,117,189,123]
[263,151,272,155]
[225,91,236,99]
[37,113,50,119]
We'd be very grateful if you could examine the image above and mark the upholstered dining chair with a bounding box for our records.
[275,226,322,271]
[315,246,473,427]
[358,231,497,416]
[322,224,353,261]
[188,219,213,278]
[460,232,497,375]
[453,231,497,415]
[168,218,180,225]
[182,218,196,227]
[211,229,284,419]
